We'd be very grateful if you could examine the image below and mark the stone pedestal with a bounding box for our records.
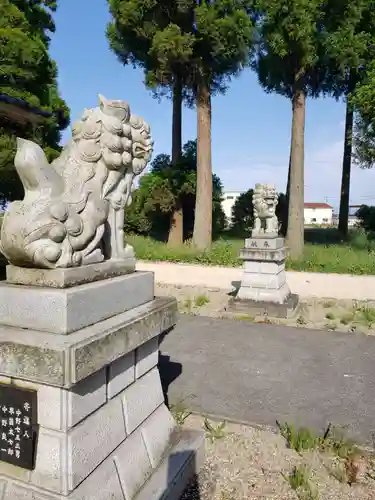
[0,265,204,499]
[234,237,299,318]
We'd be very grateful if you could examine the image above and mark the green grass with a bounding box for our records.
[128,228,375,275]
[284,466,319,500]
[128,234,243,267]
[277,421,323,453]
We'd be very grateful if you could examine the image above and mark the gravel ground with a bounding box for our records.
[155,283,375,335]
[180,415,375,500]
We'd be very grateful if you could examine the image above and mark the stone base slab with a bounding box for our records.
[0,271,154,334]
[0,429,204,500]
[251,231,278,239]
[0,333,182,497]
[230,293,300,319]
[0,354,204,500]
[240,269,286,289]
[0,336,161,432]
[134,429,205,500]
[245,237,284,250]
[0,296,177,387]
[236,281,291,304]
[0,370,167,495]
[239,247,287,262]
[244,260,285,274]
[6,259,136,288]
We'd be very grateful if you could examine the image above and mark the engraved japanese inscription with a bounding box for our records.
[0,384,37,470]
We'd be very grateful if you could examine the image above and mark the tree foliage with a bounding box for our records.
[322,0,375,237]
[108,0,254,250]
[322,0,375,97]
[351,59,375,169]
[254,0,327,99]
[0,0,69,202]
[125,140,225,240]
[107,0,193,95]
[355,204,375,233]
[107,0,254,100]
[253,0,328,260]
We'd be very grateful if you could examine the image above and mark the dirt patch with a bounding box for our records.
[155,283,375,335]
[180,415,375,500]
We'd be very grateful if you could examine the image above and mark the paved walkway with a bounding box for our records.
[159,315,375,444]
[137,260,375,300]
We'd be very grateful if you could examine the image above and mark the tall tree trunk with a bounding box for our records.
[193,81,212,250]
[168,76,183,247]
[281,153,291,237]
[287,88,306,260]
[338,98,354,238]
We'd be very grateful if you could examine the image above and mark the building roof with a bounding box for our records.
[0,94,52,125]
[304,202,333,209]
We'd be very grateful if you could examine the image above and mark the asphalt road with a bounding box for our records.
[159,315,375,445]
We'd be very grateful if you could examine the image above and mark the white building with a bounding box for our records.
[222,192,335,227]
[222,191,241,224]
[304,203,333,225]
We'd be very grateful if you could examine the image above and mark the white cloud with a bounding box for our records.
[217,139,375,210]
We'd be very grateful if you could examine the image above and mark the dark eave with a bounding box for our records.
[0,94,52,125]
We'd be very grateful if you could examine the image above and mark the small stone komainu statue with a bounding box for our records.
[252,183,279,237]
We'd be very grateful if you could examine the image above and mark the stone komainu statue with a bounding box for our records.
[252,183,279,236]
[0,95,153,269]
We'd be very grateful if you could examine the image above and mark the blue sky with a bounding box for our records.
[49,0,375,209]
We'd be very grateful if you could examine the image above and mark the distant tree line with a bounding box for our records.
[124,140,226,242]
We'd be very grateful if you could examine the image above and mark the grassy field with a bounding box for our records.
[128,228,375,275]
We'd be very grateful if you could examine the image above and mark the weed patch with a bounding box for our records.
[234,314,255,322]
[194,295,210,307]
[277,421,323,452]
[204,418,227,443]
[170,398,192,426]
[325,312,335,320]
[283,466,319,500]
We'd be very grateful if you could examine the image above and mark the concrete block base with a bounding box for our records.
[230,293,300,319]
[236,236,299,315]
[0,272,203,499]
[0,332,204,499]
[0,429,204,500]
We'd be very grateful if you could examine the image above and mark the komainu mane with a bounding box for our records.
[0,95,153,269]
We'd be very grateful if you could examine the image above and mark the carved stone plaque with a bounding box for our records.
[0,384,37,470]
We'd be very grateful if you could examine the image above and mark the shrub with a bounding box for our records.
[356,205,375,233]
[124,140,225,241]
